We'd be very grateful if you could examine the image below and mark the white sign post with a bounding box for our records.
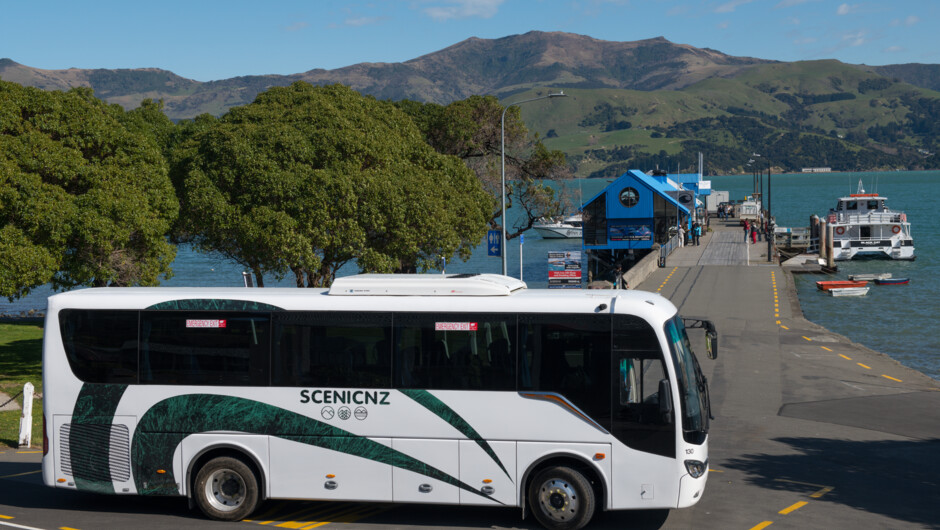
[18,382,34,448]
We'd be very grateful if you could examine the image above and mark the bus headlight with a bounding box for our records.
[684,460,707,478]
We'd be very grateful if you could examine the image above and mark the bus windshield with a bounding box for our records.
[665,315,708,438]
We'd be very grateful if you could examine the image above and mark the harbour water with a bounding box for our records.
[4,171,937,380]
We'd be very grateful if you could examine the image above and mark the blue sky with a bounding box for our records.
[2,0,936,82]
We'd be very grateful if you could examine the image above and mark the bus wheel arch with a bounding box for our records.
[521,455,605,530]
[189,447,264,521]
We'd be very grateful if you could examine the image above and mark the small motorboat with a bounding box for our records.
[829,287,870,296]
[533,213,582,239]
[848,273,891,281]
[874,277,909,285]
[816,280,868,291]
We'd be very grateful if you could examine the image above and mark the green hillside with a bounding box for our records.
[527,61,940,176]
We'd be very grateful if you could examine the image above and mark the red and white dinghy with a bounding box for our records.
[816,280,868,291]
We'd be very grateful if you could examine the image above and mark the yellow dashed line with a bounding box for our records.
[779,501,808,514]
[820,346,833,352]
[810,486,834,498]
[0,514,15,520]
[839,354,852,360]
[60,527,81,530]
[857,363,871,370]
[0,470,41,479]
[780,325,789,330]
[882,374,903,382]
[749,522,773,530]
[802,336,812,341]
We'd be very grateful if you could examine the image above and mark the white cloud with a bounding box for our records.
[883,45,904,53]
[423,0,505,21]
[345,16,386,27]
[836,3,854,15]
[905,15,919,26]
[842,30,866,46]
[284,21,309,32]
[667,5,690,16]
[715,0,752,13]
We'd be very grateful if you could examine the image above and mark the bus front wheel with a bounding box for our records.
[528,466,596,530]
[194,456,259,521]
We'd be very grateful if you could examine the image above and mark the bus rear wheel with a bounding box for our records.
[528,466,596,530]
[194,456,259,521]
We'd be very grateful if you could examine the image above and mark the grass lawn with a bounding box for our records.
[0,322,44,449]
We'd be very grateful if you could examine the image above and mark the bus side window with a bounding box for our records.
[393,313,516,391]
[272,312,391,388]
[140,311,269,386]
[519,314,611,430]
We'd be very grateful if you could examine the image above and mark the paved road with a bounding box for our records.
[2,223,938,529]
[642,220,940,529]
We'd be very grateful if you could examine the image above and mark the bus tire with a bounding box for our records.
[194,456,259,522]
[528,466,596,530]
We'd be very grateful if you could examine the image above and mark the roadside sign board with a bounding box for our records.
[548,251,582,288]
[487,230,502,257]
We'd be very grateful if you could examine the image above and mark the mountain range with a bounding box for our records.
[2,31,938,173]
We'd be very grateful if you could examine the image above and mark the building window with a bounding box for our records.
[619,187,639,208]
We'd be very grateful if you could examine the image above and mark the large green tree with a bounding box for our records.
[171,82,492,287]
[0,81,178,299]
[397,95,570,239]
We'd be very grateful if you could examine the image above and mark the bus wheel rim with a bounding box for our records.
[537,478,579,522]
[206,469,246,512]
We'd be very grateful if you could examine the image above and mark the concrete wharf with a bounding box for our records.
[635,217,940,529]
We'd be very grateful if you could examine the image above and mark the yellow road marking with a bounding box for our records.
[60,527,81,530]
[820,346,833,352]
[774,478,834,496]
[0,470,41,480]
[780,325,789,330]
[708,468,723,472]
[810,486,834,498]
[16,451,41,454]
[882,374,903,382]
[0,515,14,520]
[272,503,360,528]
[857,363,871,370]
[839,354,852,360]
[749,522,773,530]
[293,505,368,529]
[802,336,812,341]
[779,501,808,514]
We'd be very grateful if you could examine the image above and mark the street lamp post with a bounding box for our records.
[500,91,567,276]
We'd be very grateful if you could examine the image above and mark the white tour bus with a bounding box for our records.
[42,274,716,530]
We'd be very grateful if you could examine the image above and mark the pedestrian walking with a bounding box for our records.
[750,224,757,244]
[678,225,685,247]
[743,220,750,243]
[693,223,701,246]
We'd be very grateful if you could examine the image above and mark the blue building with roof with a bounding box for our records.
[581,169,694,283]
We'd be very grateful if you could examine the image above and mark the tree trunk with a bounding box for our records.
[253,268,264,288]
[292,267,306,287]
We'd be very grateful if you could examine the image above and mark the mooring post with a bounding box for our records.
[18,382,34,448]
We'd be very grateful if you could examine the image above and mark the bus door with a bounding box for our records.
[608,314,679,509]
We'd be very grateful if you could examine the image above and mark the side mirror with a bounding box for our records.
[683,318,719,360]
[705,325,718,360]
[658,379,673,424]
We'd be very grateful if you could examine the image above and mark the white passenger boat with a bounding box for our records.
[533,213,582,239]
[826,180,914,260]
[829,287,870,296]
